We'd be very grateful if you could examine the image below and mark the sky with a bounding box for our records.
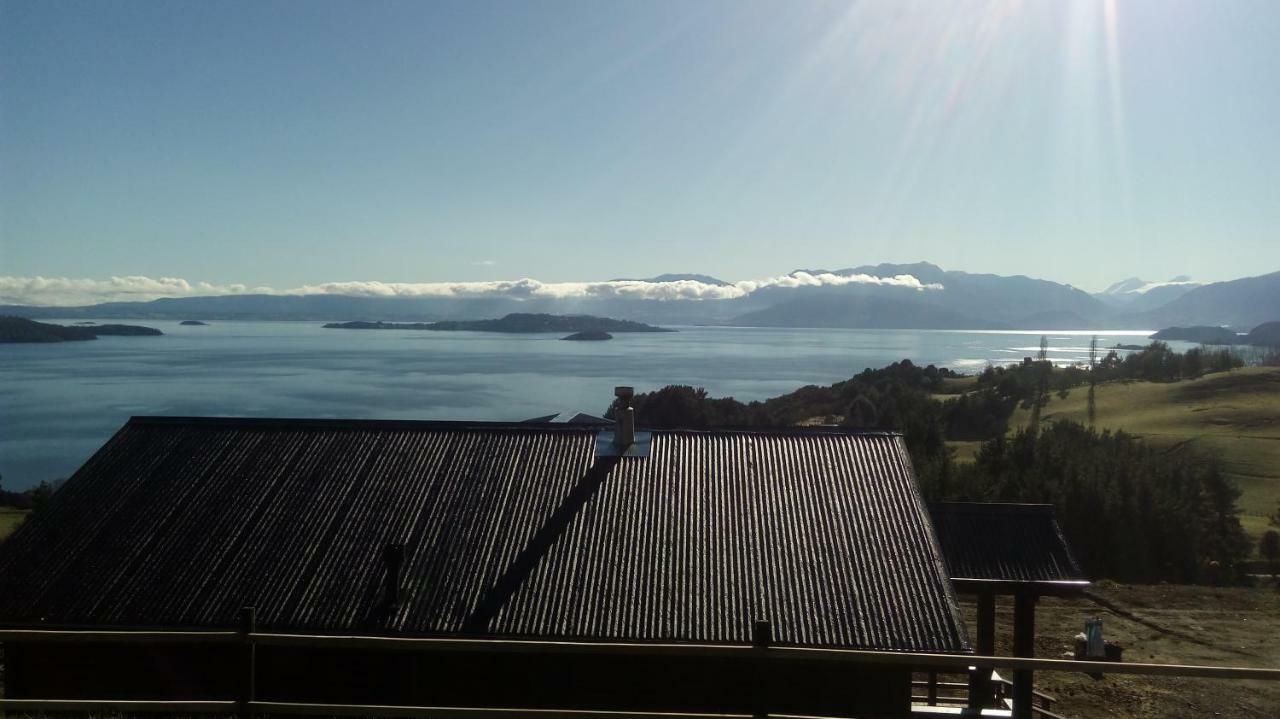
[2,0,1279,301]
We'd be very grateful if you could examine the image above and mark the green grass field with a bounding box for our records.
[0,508,29,542]
[1009,366,1280,548]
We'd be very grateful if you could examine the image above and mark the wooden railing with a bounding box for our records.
[2,623,1278,718]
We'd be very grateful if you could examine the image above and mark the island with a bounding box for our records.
[0,316,163,343]
[561,330,612,341]
[1149,326,1241,344]
[324,313,673,334]
[179,320,209,326]
[1110,343,1146,351]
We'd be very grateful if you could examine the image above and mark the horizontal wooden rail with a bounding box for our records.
[0,698,236,712]
[250,702,765,719]
[0,699,833,719]
[0,628,239,644]
[3,628,1279,681]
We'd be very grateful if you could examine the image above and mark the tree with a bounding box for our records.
[844,394,878,428]
[1087,336,1099,428]
[1261,530,1280,583]
[1028,336,1051,433]
[27,481,53,515]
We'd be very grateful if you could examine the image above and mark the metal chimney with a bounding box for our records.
[613,386,635,448]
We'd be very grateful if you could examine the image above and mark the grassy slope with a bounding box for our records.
[0,509,28,542]
[1008,366,1280,546]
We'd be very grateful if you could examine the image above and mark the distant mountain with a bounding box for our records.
[731,294,1006,330]
[3,263,1276,331]
[1139,271,1280,328]
[1095,275,1202,312]
[611,273,731,286]
[773,262,1111,328]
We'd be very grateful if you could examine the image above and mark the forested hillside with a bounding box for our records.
[611,342,1256,584]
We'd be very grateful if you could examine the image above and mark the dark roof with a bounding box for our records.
[0,416,969,653]
[929,502,1085,587]
[523,412,611,425]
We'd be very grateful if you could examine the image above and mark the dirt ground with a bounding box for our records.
[958,581,1280,718]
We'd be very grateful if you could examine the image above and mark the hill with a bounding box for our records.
[325,313,673,333]
[1010,367,1280,545]
[1245,321,1280,346]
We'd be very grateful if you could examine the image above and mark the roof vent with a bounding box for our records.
[595,385,651,457]
[613,386,635,448]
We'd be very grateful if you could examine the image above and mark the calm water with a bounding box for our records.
[0,321,1167,489]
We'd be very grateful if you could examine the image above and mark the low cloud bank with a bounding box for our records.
[1,272,942,306]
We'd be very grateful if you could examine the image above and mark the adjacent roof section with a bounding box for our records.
[0,416,969,653]
[929,502,1085,592]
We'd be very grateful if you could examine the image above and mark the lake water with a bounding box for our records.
[0,321,1168,489]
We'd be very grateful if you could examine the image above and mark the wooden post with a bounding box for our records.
[1012,593,1036,719]
[239,606,256,719]
[927,670,938,705]
[968,592,995,708]
[751,620,770,718]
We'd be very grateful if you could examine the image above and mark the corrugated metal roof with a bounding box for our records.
[929,502,1084,583]
[0,417,969,653]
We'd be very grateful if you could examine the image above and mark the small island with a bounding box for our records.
[0,316,163,343]
[180,320,209,326]
[1110,343,1146,351]
[561,330,612,341]
[1150,326,1240,344]
[324,313,673,334]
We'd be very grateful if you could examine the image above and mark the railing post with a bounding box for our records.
[239,606,256,719]
[927,670,938,705]
[751,620,771,718]
[1012,593,1036,719]
[968,592,995,708]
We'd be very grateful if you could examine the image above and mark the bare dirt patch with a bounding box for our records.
[959,581,1280,718]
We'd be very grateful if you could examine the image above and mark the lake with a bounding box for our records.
[0,321,1168,489]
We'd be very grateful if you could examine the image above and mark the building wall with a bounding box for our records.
[6,643,913,717]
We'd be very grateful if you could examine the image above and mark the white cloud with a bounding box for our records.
[0,271,942,306]
[0,276,270,306]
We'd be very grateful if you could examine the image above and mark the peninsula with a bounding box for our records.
[324,313,673,334]
[0,316,163,343]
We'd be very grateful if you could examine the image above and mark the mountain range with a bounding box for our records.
[2,263,1277,331]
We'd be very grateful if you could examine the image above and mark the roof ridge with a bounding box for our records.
[125,415,904,437]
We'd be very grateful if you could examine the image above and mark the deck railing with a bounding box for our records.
[2,620,1278,718]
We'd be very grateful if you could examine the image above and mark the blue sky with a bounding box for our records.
[2,0,1278,298]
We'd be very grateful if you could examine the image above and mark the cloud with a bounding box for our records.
[0,276,270,306]
[0,271,942,306]
[470,260,497,266]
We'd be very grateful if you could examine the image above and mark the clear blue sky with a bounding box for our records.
[3,0,1278,293]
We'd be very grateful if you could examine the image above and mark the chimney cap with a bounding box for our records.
[614,386,634,401]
